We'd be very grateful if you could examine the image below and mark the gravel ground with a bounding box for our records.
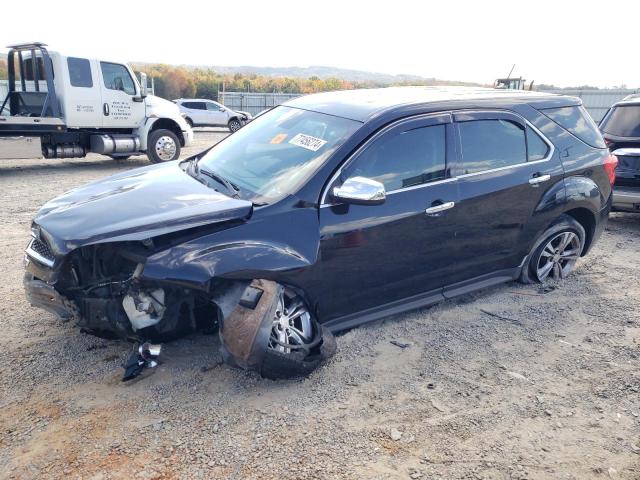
[1,129,639,479]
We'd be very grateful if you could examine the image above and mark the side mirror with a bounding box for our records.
[332,176,386,205]
[219,107,226,112]
[139,72,148,98]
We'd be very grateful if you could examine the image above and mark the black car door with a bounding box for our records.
[317,113,459,321]
[442,110,563,293]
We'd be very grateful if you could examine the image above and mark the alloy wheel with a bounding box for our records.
[268,290,314,354]
[535,231,581,282]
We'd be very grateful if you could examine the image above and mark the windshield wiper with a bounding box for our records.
[196,165,240,198]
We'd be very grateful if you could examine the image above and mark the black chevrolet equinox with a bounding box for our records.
[24,87,616,378]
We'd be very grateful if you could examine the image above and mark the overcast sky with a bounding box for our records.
[2,0,638,88]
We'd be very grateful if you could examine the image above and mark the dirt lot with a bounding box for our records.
[1,129,639,479]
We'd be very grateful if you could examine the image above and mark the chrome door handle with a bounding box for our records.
[529,174,551,186]
[425,201,455,215]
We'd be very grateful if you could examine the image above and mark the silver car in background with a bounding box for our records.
[174,99,252,132]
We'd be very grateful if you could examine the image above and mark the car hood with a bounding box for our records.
[35,161,253,254]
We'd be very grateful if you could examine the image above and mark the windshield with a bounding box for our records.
[197,106,361,204]
[600,105,640,137]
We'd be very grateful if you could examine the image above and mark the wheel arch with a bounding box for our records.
[148,118,185,146]
[562,207,596,256]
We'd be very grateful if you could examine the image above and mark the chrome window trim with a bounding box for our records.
[25,237,54,268]
[319,109,555,208]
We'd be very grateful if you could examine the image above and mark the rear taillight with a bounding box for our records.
[603,153,618,185]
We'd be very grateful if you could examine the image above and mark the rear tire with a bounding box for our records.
[147,129,181,164]
[518,215,585,284]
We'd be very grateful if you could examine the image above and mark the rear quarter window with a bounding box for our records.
[67,57,92,88]
[541,105,605,148]
[600,105,640,137]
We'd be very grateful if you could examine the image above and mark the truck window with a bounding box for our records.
[100,62,136,95]
[67,57,93,88]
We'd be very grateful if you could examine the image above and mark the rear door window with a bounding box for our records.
[541,105,605,148]
[600,105,640,137]
[344,124,447,191]
[458,119,527,174]
[67,57,92,88]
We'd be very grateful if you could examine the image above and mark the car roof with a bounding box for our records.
[613,95,640,107]
[284,86,575,122]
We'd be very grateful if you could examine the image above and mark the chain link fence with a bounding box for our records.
[217,92,302,116]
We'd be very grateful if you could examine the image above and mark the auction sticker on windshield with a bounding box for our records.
[288,133,327,152]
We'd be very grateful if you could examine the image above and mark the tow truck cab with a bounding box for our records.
[0,42,193,163]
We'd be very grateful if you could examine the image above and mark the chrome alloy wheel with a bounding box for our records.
[155,135,177,161]
[269,290,314,354]
[536,231,581,281]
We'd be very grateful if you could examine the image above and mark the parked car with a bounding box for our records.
[599,96,640,212]
[174,98,251,132]
[24,87,615,378]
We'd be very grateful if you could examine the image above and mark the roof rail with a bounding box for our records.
[6,42,48,50]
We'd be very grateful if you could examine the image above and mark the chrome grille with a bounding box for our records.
[26,237,55,267]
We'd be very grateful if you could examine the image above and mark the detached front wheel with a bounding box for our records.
[147,129,181,163]
[519,215,586,284]
[219,281,336,379]
[260,288,336,380]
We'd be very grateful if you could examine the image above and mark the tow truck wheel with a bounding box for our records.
[148,129,181,163]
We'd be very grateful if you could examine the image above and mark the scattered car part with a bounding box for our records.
[122,342,162,381]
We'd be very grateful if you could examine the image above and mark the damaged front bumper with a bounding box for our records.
[23,273,77,320]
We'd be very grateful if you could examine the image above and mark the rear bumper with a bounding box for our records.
[612,186,640,212]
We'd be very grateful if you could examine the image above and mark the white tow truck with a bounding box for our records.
[0,42,193,163]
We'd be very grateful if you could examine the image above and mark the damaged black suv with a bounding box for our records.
[24,87,615,378]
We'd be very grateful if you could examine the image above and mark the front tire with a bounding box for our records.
[228,118,242,132]
[519,215,585,284]
[260,288,336,380]
[147,129,181,164]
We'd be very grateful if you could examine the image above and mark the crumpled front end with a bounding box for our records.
[23,230,212,341]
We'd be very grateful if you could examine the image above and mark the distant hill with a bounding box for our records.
[200,65,436,85]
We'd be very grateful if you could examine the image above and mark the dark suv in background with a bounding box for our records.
[600,95,640,212]
[24,87,616,378]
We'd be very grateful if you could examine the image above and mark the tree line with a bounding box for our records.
[129,63,424,100]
